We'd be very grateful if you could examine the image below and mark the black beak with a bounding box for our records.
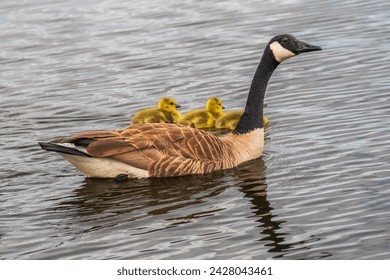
[176,104,181,109]
[222,106,225,109]
[295,39,322,54]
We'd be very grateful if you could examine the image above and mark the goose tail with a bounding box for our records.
[38,141,149,178]
[38,142,90,158]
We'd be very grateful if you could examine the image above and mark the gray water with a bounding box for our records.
[1,0,390,259]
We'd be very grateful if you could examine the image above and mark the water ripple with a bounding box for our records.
[1,0,390,260]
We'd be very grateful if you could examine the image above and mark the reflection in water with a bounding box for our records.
[234,159,287,252]
[235,160,331,259]
[75,172,230,218]
[48,157,320,259]
[235,159,300,257]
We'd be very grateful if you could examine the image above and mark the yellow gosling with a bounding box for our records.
[179,97,224,129]
[131,97,181,124]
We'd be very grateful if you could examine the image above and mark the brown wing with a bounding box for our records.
[60,130,122,143]
[73,123,232,176]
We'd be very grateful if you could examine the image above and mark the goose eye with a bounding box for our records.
[282,37,289,44]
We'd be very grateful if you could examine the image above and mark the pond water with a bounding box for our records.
[1,0,389,259]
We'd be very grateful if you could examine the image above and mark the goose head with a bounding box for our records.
[158,97,181,112]
[269,34,322,63]
[206,97,225,114]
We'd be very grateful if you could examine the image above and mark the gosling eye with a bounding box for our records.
[282,36,289,44]
[170,102,174,105]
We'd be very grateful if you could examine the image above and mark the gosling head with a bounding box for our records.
[269,34,322,63]
[206,97,225,114]
[158,97,181,112]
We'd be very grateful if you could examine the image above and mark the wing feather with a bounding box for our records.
[70,130,121,140]
[87,138,136,157]
[110,150,157,170]
[57,123,234,177]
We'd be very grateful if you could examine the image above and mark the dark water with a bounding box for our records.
[1,0,389,259]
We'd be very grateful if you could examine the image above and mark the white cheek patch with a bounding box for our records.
[270,41,296,62]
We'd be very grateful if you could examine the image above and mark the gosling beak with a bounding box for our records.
[222,106,225,109]
[175,104,181,109]
[295,39,322,54]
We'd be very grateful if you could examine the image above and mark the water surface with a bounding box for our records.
[1,0,390,259]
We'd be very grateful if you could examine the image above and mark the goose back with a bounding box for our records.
[57,123,262,178]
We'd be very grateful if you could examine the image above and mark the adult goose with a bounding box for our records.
[39,34,321,179]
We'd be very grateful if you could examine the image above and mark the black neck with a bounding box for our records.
[233,46,279,134]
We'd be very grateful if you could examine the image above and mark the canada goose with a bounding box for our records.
[216,110,269,130]
[179,97,224,129]
[131,97,181,124]
[39,34,321,179]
